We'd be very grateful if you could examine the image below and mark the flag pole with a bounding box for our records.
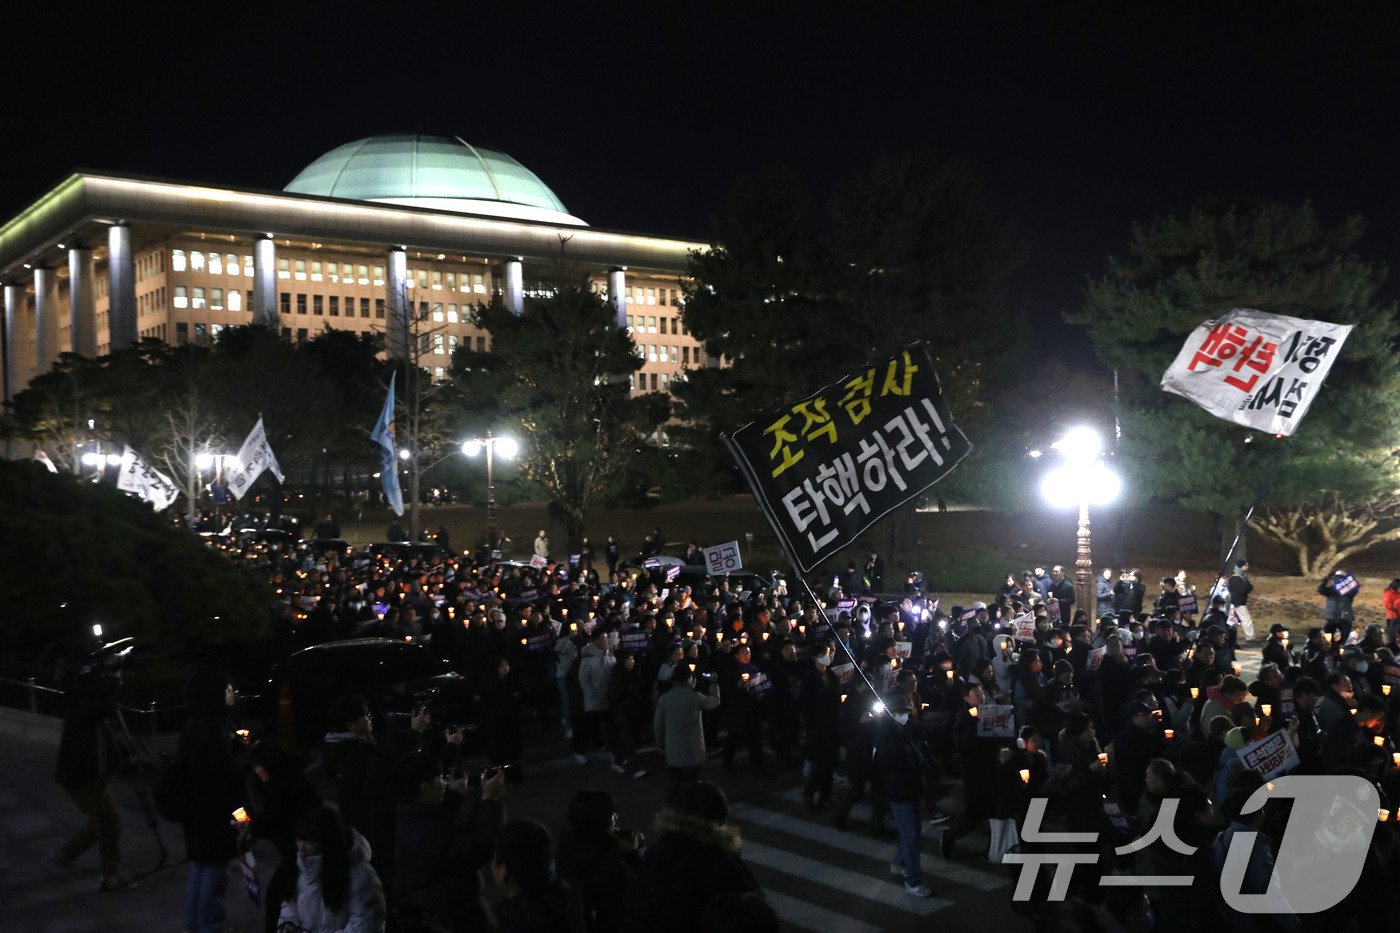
[1217,433,1295,578]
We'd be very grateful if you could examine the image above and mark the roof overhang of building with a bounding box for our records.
[0,173,706,279]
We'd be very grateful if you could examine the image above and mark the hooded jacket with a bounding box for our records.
[280,830,386,933]
[628,810,762,933]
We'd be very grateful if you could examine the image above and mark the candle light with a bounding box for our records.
[946,670,954,681]
[1381,808,1391,822]
[1386,685,1393,696]
[569,622,578,632]
[762,632,769,641]
[798,625,806,635]
[1019,768,1031,784]
[1232,663,1241,674]
[891,658,900,669]
[840,694,848,703]
[1164,729,1175,739]
[688,663,696,672]
[742,673,750,683]
[1190,687,1200,699]
[1375,735,1386,748]
[968,706,979,718]
[1097,752,1109,766]
[1393,752,1400,767]
[232,807,250,824]
[1261,704,1272,717]
[1266,782,1276,792]
[521,638,528,646]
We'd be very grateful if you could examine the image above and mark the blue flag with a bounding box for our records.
[372,373,405,516]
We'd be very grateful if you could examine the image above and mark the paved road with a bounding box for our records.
[0,713,1030,932]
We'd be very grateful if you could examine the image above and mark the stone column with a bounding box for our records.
[34,267,54,376]
[68,248,96,357]
[503,258,523,315]
[386,248,408,359]
[253,236,278,327]
[608,267,627,329]
[3,282,23,406]
[106,225,137,350]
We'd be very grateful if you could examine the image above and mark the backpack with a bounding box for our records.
[153,752,189,823]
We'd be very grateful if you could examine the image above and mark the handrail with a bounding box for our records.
[0,675,187,737]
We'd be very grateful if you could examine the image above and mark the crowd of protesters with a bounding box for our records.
[53,513,1400,931]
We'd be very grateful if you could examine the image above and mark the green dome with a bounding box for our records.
[284,134,586,225]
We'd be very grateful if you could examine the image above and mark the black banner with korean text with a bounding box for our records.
[726,343,971,573]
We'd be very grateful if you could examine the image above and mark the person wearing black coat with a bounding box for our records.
[54,654,130,889]
[1114,571,1146,616]
[875,693,938,897]
[832,673,887,835]
[395,752,505,932]
[798,646,843,810]
[178,667,245,933]
[248,741,322,933]
[627,782,763,933]
[940,682,1003,859]
[556,790,642,933]
[1261,624,1295,670]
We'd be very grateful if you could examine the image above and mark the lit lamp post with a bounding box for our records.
[461,433,518,551]
[1041,427,1122,618]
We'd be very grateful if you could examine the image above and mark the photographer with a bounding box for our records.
[394,751,506,931]
[653,665,721,805]
[556,789,642,933]
[53,646,135,891]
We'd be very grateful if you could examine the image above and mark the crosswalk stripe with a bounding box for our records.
[732,801,1007,892]
[761,889,886,933]
[741,840,953,916]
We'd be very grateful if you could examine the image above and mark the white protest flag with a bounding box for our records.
[228,416,285,501]
[116,445,180,511]
[1161,308,1353,436]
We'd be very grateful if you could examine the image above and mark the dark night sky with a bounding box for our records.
[7,4,1399,359]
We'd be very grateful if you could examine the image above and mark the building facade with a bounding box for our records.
[0,134,709,408]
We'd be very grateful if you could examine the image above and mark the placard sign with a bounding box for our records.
[975,704,1016,738]
[1014,613,1037,642]
[893,640,913,659]
[1177,593,1198,616]
[1086,645,1107,672]
[1238,729,1301,780]
[704,541,743,575]
[619,630,651,652]
[1333,572,1359,598]
[831,662,856,684]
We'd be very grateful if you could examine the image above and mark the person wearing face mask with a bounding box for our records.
[874,692,936,897]
[799,643,843,811]
[1262,624,1295,670]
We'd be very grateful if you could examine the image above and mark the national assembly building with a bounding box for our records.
[0,134,709,408]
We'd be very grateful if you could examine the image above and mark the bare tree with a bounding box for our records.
[1251,495,1400,576]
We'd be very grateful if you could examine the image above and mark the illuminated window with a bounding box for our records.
[327,263,339,284]
[445,272,456,291]
[329,296,339,316]
[660,373,669,388]
[192,287,206,309]
[459,274,471,293]
[342,263,353,282]
[647,316,657,334]
[672,346,679,363]
[434,367,445,381]
[210,288,224,311]
[294,259,307,281]
[373,265,384,286]
[173,286,188,309]
[296,294,307,314]
[659,346,669,363]
[190,251,205,272]
[225,254,238,276]
[648,344,657,362]
[209,253,223,275]
[228,290,242,312]
[278,258,290,279]
[432,307,444,323]
[434,334,445,355]
[446,305,458,323]
[431,270,442,290]
[357,264,369,285]
[628,374,635,390]
[243,255,254,277]
[313,295,323,315]
[309,260,321,282]
[625,286,634,304]
[473,274,485,294]
[171,250,187,272]
[647,288,657,305]
[280,292,291,314]
[416,270,428,289]
[448,335,458,353]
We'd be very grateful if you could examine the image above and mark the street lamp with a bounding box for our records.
[461,433,518,550]
[1041,427,1122,619]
